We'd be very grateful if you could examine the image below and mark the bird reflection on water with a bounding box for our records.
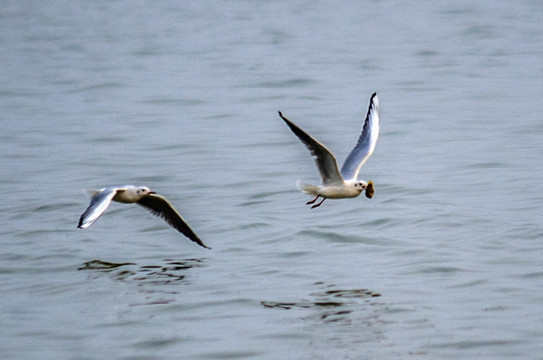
[261,282,381,323]
[79,258,206,287]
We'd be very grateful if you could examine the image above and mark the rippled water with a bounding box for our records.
[1,1,543,359]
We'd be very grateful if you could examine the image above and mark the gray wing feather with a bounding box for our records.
[137,194,210,249]
[340,93,380,180]
[78,187,119,228]
[278,111,343,185]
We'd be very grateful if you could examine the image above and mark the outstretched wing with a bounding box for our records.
[340,93,380,180]
[278,111,343,185]
[137,194,210,249]
[78,187,120,229]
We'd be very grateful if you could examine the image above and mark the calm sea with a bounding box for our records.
[1,1,542,359]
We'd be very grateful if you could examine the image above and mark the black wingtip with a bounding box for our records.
[277,111,294,127]
[182,231,211,250]
[185,231,211,249]
[365,92,378,118]
[194,237,211,250]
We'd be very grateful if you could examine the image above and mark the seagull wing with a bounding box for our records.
[137,194,210,249]
[278,111,343,185]
[78,187,121,229]
[340,93,380,180]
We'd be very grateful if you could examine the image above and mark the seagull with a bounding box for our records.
[77,185,209,249]
[278,92,379,209]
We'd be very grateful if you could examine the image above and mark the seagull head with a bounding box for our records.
[136,186,155,196]
[352,181,367,194]
[364,181,374,199]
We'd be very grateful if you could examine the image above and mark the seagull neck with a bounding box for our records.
[113,187,141,203]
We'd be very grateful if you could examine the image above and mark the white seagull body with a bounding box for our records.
[78,185,209,249]
[278,92,380,209]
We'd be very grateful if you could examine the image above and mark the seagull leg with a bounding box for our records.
[311,198,326,209]
[306,195,320,205]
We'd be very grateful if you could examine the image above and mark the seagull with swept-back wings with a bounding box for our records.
[78,185,209,249]
[278,92,380,209]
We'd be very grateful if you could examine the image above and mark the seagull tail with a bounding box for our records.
[296,181,320,196]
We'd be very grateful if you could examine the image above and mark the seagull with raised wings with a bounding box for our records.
[278,92,380,209]
[77,185,209,249]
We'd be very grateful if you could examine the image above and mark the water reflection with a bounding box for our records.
[78,258,206,302]
[262,282,381,324]
[262,282,387,355]
[78,260,136,270]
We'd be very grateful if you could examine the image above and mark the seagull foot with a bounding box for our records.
[310,198,326,209]
[306,195,320,205]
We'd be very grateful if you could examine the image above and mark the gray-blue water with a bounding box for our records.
[1,1,542,359]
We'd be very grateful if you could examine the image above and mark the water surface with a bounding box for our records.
[1,1,542,359]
